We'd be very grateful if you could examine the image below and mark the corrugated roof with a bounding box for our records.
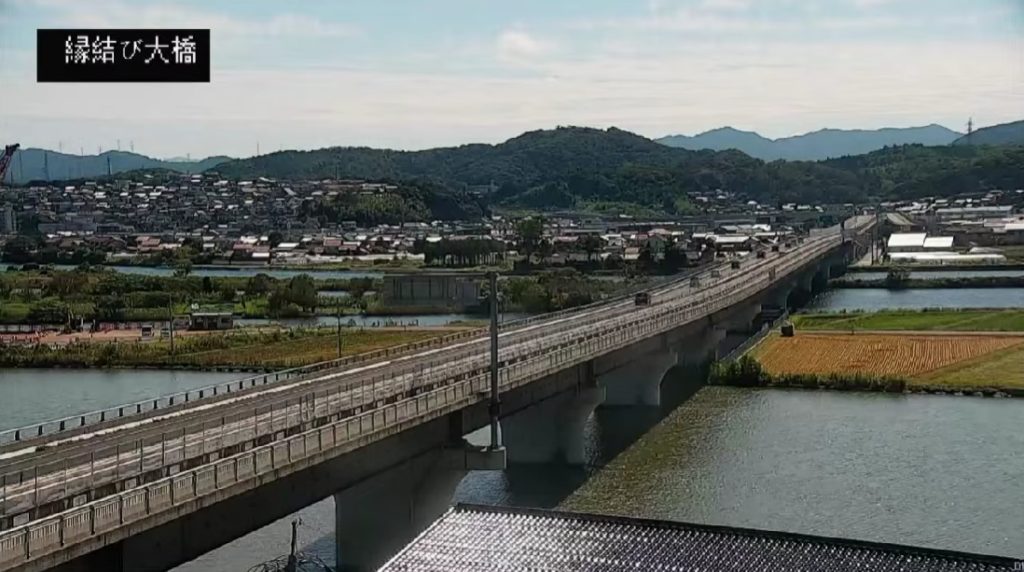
[923,236,955,249]
[380,505,1016,572]
[887,232,926,248]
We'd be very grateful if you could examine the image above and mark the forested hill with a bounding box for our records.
[208,126,1024,213]
[9,149,232,185]
[952,120,1024,147]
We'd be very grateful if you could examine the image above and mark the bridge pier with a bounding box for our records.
[677,325,727,366]
[722,303,762,335]
[334,443,503,572]
[598,348,677,407]
[501,385,605,464]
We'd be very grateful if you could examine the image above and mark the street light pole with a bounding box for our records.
[487,271,501,450]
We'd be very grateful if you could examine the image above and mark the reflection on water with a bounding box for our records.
[564,387,1024,559]
[805,288,1024,311]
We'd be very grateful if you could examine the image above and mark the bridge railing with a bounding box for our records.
[0,217,872,568]
[0,326,492,447]
[0,217,876,568]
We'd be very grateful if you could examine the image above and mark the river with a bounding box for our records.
[804,287,1023,311]
[847,269,1024,279]
[563,387,1024,559]
[0,369,241,432]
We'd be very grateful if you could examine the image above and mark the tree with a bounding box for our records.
[578,234,604,262]
[516,218,544,263]
[218,282,237,302]
[173,257,193,277]
[245,273,273,298]
[1,236,37,264]
[286,274,318,312]
[45,271,88,297]
[268,231,284,248]
[884,266,910,289]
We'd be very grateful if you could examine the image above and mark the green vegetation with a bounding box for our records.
[791,310,1024,332]
[300,179,483,225]
[208,126,1024,210]
[0,328,457,370]
[502,270,642,313]
[0,268,379,324]
[709,356,910,394]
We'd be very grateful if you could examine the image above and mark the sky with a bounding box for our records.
[0,0,1022,158]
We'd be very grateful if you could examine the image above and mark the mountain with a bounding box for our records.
[208,126,1024,212]
[952,120,1024,146]
[4,149,233,184]
[656,125,962,161]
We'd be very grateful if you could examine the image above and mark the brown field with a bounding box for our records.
[753,332,1024,379]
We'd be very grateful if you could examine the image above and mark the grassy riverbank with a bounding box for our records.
[791,310,1024,332]
[0,327,463,370]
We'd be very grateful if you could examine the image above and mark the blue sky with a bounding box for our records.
[1,0,1021,157]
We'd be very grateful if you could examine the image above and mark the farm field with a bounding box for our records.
[791,310,1024,332]
[752,332,1024,383]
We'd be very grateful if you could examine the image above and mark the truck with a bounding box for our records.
[634,292,651,306]
[730,260,741,269]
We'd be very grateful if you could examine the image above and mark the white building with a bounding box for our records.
[886,233,926,252]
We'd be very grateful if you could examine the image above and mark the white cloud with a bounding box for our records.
[496,29,554,64]
[701,0,752,11]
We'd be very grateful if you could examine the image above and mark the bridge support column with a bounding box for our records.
[765,284,793,311]
[598,348,678,407]
[678,325,727,366]
[501,385,605,465]
[334,443,503,572]
[724,303,762,334]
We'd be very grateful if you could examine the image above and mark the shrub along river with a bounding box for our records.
[2,285,1021,569]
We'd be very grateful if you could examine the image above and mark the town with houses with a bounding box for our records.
[1,172,1022,268]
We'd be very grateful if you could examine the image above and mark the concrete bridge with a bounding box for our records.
[0,217,873,572]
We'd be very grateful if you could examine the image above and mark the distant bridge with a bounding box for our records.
[0,216,874,572]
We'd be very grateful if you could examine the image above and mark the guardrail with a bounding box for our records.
[0,327,489,446]
[0,218,874,570]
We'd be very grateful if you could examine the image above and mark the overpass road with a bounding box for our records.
[0,216,873,571]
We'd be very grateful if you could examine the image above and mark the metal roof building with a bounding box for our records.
[887,232,927,251]
[379,504,1017,572]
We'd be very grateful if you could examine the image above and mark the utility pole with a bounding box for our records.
[336,302,343,359]
[487,272,501,450]
[167,298,175,355]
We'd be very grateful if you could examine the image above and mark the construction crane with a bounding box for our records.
[0,143,19,185]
